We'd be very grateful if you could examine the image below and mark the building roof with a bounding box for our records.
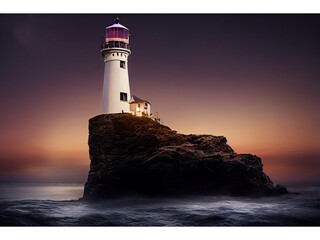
[129,95,151,105]
[106,18,129,30]
[106,23,129,30]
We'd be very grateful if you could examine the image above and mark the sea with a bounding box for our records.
[0,183,319,226]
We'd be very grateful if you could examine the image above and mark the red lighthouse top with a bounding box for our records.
[105,18,130,44]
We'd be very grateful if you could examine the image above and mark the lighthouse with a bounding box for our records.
[100,19,160,122]
[101,18,131,113]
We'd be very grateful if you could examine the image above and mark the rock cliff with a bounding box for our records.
[82,114,287,200]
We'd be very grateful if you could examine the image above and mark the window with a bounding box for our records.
[144,103,148,109]
[123,29,129,39]
[120,92,127,101]
[120,61,126,69]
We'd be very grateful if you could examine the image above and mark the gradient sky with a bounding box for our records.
[0,14,319,186]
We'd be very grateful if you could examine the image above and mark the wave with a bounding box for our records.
[1,192,320,226]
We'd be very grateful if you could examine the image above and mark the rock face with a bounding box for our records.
[83,114,287,200]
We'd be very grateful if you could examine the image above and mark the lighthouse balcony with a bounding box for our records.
[101,41,130,52]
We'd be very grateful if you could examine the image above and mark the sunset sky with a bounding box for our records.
[0,14,319,186]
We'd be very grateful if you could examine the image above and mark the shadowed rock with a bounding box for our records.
[83,114,287,200]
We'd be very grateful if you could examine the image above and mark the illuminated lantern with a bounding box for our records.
[101,18,131,113]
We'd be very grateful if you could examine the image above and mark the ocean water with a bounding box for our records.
[0,183,319,226]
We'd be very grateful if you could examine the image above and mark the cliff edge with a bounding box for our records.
[82,114,287,200]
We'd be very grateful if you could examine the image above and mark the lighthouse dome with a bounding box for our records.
[106,18,129,30]
[106,22,129,30]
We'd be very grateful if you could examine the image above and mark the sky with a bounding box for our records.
[0,14,319,186]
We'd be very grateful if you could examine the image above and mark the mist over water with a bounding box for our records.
[0,183,84,201]
[0,183,319,226]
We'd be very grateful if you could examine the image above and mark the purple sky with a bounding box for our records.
[0,14,319,185]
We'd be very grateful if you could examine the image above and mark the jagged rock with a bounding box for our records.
[82,114,287,200]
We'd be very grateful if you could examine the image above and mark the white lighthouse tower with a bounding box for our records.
[101,18,131,113]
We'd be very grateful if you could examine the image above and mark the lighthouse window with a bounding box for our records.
[120,92,128,101]
[120,61,126,69]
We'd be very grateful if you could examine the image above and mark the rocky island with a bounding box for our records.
[82,114,287,200]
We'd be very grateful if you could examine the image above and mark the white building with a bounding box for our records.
[129,95,151,117]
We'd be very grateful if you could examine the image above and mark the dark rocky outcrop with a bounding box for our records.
[82,114,287,200]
